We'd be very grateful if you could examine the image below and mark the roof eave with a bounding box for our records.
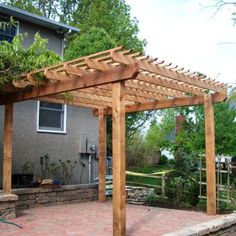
[0,3,79,33]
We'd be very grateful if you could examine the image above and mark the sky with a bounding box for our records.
[126,0,236,86]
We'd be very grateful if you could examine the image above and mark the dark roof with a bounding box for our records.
[0,3,79,33]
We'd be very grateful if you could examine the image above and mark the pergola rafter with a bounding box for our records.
[0,46,227,108]
[0,46,228,236]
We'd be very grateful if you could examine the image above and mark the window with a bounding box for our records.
[0,16,17,42]
[37,101,67,133]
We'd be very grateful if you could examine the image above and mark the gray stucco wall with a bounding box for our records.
[0,14,100,188]
[0,101,99,187]
[19,20,64,56]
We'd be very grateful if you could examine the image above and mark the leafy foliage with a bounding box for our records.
[40,154,78,184]
[3,0,152,142]
[126,133,146,167]
[64,27,116,61]
[3,0,146,51]
[107,111,155,156]
[73,0,146,52]
[152,99,236,157]
[166,174,199,207]
[0,33,61,87]
[214,101,236,155]
[144,98,236,208]
[3,0,79,23]
[3,0,42,16]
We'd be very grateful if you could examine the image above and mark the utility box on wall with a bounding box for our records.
[78,133,87,154]
[78,133,97,154]
[87,140,96,154]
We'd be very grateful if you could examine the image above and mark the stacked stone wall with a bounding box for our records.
[126,186,154,204]
[0,194,18,219]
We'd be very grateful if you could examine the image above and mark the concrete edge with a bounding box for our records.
[163,212,236,236]
[0,194,19,202]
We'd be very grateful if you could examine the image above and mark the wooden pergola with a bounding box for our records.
[0,46,227,236]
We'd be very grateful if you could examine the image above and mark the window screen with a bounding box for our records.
[38,102,66,132]
[0,16,17,43]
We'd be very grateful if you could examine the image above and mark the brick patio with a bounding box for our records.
[0,201,219,236]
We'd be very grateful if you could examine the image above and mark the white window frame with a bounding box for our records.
[36,101,67,134]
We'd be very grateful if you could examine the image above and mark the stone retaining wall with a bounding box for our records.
[126,186,154,205]
[2,183,98,210]
[164,212,236,236]
[208,224,236,236]
[0,194,18,219]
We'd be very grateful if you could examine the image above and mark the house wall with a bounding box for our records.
[0,15,100,187]
[0,101,99,186]
[19,20,64,56]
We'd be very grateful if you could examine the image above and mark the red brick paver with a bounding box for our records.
[0,201,219,236]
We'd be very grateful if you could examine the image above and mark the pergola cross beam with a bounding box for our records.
[0,63,139,105]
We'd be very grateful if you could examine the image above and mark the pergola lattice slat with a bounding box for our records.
[1,46,227,108]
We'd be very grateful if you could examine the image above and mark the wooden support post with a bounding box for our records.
[112,81,126,236]
[161,174,166,198]
[98,109,107,202]
[3,103,13,194]
[204,94,216,215]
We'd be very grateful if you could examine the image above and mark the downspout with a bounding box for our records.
[88,154,92,184]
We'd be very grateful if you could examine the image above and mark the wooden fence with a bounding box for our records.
[126,170,173,197]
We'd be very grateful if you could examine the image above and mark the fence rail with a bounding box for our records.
[125,170,173,197]
[95,169,173,197]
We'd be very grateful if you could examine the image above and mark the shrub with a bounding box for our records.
[40,154,77,184]
[0,32,61,87]
[166,172,199,207]
[126,133,147,167]
[159,155,168,165]
[64,27,116,61]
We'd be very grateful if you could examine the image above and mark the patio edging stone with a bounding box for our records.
[163,212,236,236]
[0,194,18,219]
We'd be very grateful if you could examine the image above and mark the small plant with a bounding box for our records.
[57,159,78,185]
[40,154,51,179]
[159,155,168,165]
[166,173,199,207]
[21,159,35,174]
[39,154,78,184]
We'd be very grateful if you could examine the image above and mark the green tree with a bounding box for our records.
[4,0,154,152]
[64,27,116,61]
[214,100,236,155]
[2,0,43,16]
[2,0,147,49]
[149,97,236,159]
[72,0,146,52]
[68,0,149,147]
[145,113,175,154]
[0,32,61,88]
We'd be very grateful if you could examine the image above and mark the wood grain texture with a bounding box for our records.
[96,92,227,116]
[1,63,139,104]
[204,94,216,215]
[3,103,13,194]
[112,81,126,236]
[98,109,107,202]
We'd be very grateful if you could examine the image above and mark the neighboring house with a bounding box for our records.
[0,4,99,186]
